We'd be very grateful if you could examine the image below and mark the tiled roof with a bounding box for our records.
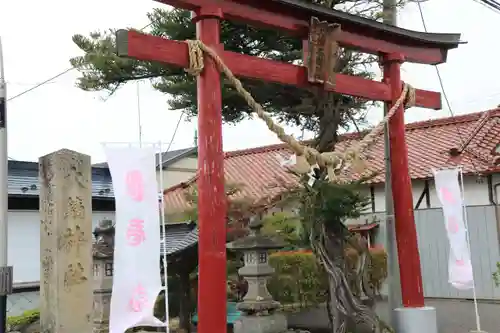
[91,221,197,258]
[93,147,197,169]
[161,221,198,255]
[156,147,197,168]
[7,160,114,199]
[164,109,500,213]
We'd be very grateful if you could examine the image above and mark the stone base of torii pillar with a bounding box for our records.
[394,306,438,333]
[394,307,489,333]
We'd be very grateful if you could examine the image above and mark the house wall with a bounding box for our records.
[7,209,116,316]
[9,210,116,284]
[360,205,500,300]
[362,174,500,213]
[157,157,198,189]
[262,174,499,219]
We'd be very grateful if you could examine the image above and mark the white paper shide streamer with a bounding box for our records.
[106,146,164,333]
[433,168,474,290]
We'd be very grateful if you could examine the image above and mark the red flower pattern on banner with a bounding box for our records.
[441,187,456,204]
[447,216,459,234]
[127,218,146,246]
[128,283,148,312]
[126,170,144,202]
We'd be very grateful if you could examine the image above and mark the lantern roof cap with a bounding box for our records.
[226,216,286,251]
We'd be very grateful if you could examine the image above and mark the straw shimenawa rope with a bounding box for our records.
[185,39,416,182]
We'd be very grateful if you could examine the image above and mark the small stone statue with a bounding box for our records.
[93,219,115,259]
[92,219,115,333]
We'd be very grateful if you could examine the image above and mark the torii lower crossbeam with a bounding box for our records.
[117,30,441,109]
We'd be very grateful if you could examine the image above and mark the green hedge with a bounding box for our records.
[6,309,40,332]
[268,250,327,306]
[493,262,500,287]
[267,248,388,306]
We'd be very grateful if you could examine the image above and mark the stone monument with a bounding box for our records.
[39,149,93,333]
[92,219,115,333]
[226,215,290,333]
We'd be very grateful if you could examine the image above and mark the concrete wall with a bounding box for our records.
[157,157,197,189]
[355,205,500,300]
[364,174,500,213]
[7,210,116,316]
[9,210,115,284]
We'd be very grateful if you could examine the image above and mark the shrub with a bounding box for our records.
[268,250,327,306]
[493,262,500,287]
[268,247,388,305]
[368,246,388,295]
[7,309,40,332]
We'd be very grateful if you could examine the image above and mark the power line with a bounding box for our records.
[7,68,73,101]
[415,1,481,172]
[7,21,154,102]
[483,0,500,10]
[415,2,464,133]
[164,112,184,154]
[471,0,500,13]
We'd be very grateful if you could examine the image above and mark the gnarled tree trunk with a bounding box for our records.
[310,221,392,333]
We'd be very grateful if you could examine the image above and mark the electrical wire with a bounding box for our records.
[415,2,467,143]
[164,112,184,154]
[7,68,74,101]
[7,21,154,102]
[415,1,481,173]
[471,0,500,13]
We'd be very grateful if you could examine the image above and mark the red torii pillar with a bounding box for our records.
[193,6,227,333]
[115,1,462,332]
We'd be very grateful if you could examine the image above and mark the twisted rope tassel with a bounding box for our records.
[185,39,416,183]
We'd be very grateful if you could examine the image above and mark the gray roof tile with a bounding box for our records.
[8,160,114,199]
[93,147,197,170]
[161,222,198,255]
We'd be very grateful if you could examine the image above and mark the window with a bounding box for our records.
[105,262,114,276]
[258,252,268,264]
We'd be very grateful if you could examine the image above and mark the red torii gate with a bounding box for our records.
[115,1,462,332]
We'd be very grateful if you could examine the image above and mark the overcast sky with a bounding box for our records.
[1,0,499,163]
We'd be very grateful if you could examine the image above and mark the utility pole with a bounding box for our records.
[382,0,402,328]
[136,81,143,147]
[0,37,12,333]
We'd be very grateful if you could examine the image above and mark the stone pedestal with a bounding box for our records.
[92,219,115,333]
[394,306,437,333]
[39,149,93,333]
[227,216,288,333]
[233,313,287,333]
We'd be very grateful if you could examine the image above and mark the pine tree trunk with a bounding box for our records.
[312,223,389,333]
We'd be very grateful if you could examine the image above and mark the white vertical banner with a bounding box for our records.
[433,168,474,290]
[105,146,164,333]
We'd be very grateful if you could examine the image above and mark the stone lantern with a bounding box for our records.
[92,219,115,333]
[226,215,289,333]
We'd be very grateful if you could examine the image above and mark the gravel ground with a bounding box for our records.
[286,298,500,333]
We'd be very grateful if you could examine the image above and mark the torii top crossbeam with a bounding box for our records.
[118,0,462,109]
[158,0,462,64]
[115,1,462,333]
